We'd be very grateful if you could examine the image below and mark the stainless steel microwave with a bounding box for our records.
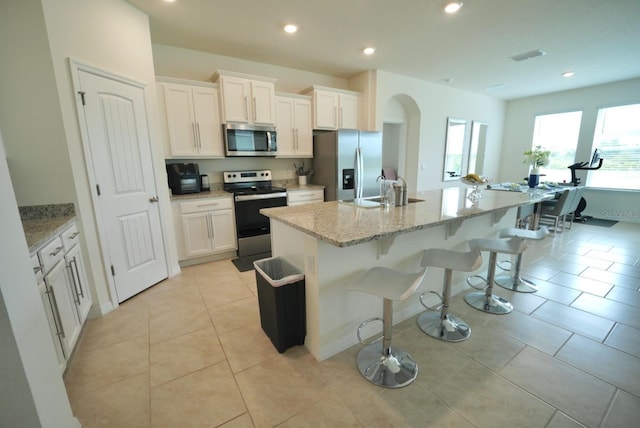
[223,123,277,157]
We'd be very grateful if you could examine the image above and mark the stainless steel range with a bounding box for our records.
[223,170,287,258]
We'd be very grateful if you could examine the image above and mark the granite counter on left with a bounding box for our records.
[19,203,76,253]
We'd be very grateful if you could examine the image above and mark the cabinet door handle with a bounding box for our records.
[150,196,159,203]
[71,257,85,299]
[68,231,80,240]
[295,128,299,150]
[244,96,249,121]
[49,246,63,257]
[340,107,343,128]
[333,107,337,127]
[192,122,197,148]
[207,215,214,239]
[196,122,202,148]
[252,97,257,122]
[66,262,81,305]
[46,285,66,339]
[33,266,42,275]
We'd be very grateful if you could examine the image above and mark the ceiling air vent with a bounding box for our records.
[510,49,546,62]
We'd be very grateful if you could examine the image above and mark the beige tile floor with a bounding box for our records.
[64,220,640,427]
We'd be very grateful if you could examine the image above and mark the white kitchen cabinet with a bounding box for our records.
[215,72,277,125]
[179,197,237,259]
[161,82,224,157]
[60,222,92,325]
[287,188,324,206]
[34,221,91,371]
[305,86,359,130]
[33,254,66,373]
[275,95,313,158]
[64,243,91,325]
[42,254,80,362]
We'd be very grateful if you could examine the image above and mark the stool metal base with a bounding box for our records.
[495,275,538,293]
[464,291,513,314]
[356,343,418,388]
[417,312,470,342]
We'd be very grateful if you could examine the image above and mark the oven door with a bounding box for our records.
[234,192,287,257]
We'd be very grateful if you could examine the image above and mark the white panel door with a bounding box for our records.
[78,71,168,302]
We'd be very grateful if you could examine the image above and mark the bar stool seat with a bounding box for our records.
[465,237,526,314]
[418,247,482,342]
[495,227,548,293]
[349,266,428,388]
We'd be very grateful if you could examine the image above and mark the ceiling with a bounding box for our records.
[125,0,640,100]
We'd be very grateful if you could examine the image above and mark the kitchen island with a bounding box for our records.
[261,187,550,361]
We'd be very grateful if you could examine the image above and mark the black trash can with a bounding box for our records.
[253,257,306,353]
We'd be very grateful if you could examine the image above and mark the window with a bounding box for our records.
[587,103,640,190]
[531,111,583,183]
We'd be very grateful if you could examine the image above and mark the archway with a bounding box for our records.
[382,94,420,191]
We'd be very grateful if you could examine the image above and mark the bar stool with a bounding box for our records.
[417,247,482,342]
[349,266,428,388]
[495,227,548,293]
[465,237,526,314]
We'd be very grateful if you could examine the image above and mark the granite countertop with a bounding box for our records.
[19,203,76,253]
[261,187,552,247]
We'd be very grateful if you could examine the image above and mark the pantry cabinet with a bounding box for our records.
[178,197,237,259]
[275,95,313,157]
[160,82,224,158]
[305,86,359,130]
[217,74,276,125]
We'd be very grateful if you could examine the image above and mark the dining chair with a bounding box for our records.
[539,187,576,233]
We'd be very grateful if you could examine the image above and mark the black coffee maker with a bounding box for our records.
[166,163,201,194]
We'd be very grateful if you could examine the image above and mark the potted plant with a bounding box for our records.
[523,145,550,187]
[294,162,313,185]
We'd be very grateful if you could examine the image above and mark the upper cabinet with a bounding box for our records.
[275,95,313,158]
[213,71,277,125]
[158,80,224,158]
[304,86,359,130]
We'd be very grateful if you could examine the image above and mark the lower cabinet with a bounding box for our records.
[43,259,81,362]
[287,188,325,206]
[177,196,237,260]
[34,220,92,372]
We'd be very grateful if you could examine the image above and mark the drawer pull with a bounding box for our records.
[49,246,64,257]
[68,231,80,239]
[33,266,42,275]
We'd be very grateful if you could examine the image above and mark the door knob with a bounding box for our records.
[149,196,159,203]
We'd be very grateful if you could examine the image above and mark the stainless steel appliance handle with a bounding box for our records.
[235,192,287,202]
[355,147,362,199]
[267,131,272,151]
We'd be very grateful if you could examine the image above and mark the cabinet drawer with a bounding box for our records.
[287,189,324,204]
[180,197,232,214]
[60,223,81,252]
[31,254,43,282]
[38,236,64,274]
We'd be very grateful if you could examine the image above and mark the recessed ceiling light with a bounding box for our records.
[363,47,376,55]
[444,1,463,14]
[562,71,575,78]
[163,0,176,3]
[284,24,298,34]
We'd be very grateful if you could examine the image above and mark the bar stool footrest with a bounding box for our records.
[356,343,418,388]
[467,275,488,290]
[417,311,470,342]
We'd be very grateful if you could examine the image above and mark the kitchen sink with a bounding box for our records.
[339,196,424,208]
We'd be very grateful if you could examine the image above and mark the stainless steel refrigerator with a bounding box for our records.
[313,130,382,201]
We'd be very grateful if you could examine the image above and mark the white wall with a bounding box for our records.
[0,0,75,206]
[502,78,640,223]
[0,128,79,427]
[374,70,506,192]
